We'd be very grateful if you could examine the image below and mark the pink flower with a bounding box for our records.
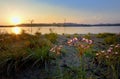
[89,40,93,44]
[107,49,112,53]
[67,39,73,44]
[106,55,109,58]
[82,38,86,41]
[117,44,120,45]
[67,41,71,44]
[115,45,118,48]
[73,37,78,41]
[70,39,73,43]
[110,44,114,47]
[85,39,89,43]
[109,47,113,50]
[115,52,118,54]
[115,44,120,48]
[101,50,105,53]
[96,53,99,56]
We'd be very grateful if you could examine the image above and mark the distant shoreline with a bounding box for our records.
[0,23,120,27]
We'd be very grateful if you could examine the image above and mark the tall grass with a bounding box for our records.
[0,32,120,79]
[0,32,58,76]
[95,44,120,79]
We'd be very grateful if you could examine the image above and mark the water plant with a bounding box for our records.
[95,44,120,79]
[67,37,93,79]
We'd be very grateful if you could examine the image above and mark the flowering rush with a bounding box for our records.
[67,37,78,45]
[67,37,93,56]
[67,37,93,46]
[95,44,120,57]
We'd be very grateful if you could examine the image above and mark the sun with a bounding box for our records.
[11,16,22,25]
[12,27,22,34]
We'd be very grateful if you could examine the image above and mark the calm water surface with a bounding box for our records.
[0,26,120,34]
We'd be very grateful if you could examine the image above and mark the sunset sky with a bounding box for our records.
[0,0,120,25]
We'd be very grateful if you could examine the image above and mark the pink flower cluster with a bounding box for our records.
[67,37,93,46]
[115,44,120,48]
[67,37,78,45]
[67,37,93,56]
[96,44,120,58]
[107,44,120,54]
[81,38,93,45]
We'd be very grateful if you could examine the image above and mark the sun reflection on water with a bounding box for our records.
[12,27,22,34]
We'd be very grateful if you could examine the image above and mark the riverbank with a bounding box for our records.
[0,32,120,79]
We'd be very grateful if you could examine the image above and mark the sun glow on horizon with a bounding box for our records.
[10,16,22,25]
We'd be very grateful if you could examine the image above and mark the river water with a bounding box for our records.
[0,26,120,34]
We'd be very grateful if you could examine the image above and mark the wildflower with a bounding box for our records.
[67,39,73,45]
[115,44,120,48]
[72,38,77,44]
[115,45,118,48]
[69,39,73,43]
[73,37,78,41]
[117,44,120,45]
[110,44,114,47]
[107,49,112,53]
[89,40,93,44]
[82,38,86,41]
[101,50,105,53]
[106,55,109,58]
[116,44,120,46]
[96,53,99,56]
[67,41,71,44]
[85,39,89,43]
[109,47,113,50]
[115,52,118,54]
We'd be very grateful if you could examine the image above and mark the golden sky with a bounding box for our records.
[0,0,120,25]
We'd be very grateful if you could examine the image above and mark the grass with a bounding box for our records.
[45,33,58,43]
[0,32,57,76]
[0,32,120,79]
[96,33,116,38]
[95,44,120,79]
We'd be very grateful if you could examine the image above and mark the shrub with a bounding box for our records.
[104,36,118,44]
[45,33,58,43]
[83,33,91,39]
[66,34,71,38]
[96,33,116,38]
[73,33,79,38]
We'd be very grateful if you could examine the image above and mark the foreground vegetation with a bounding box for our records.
[0,32,120,79]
